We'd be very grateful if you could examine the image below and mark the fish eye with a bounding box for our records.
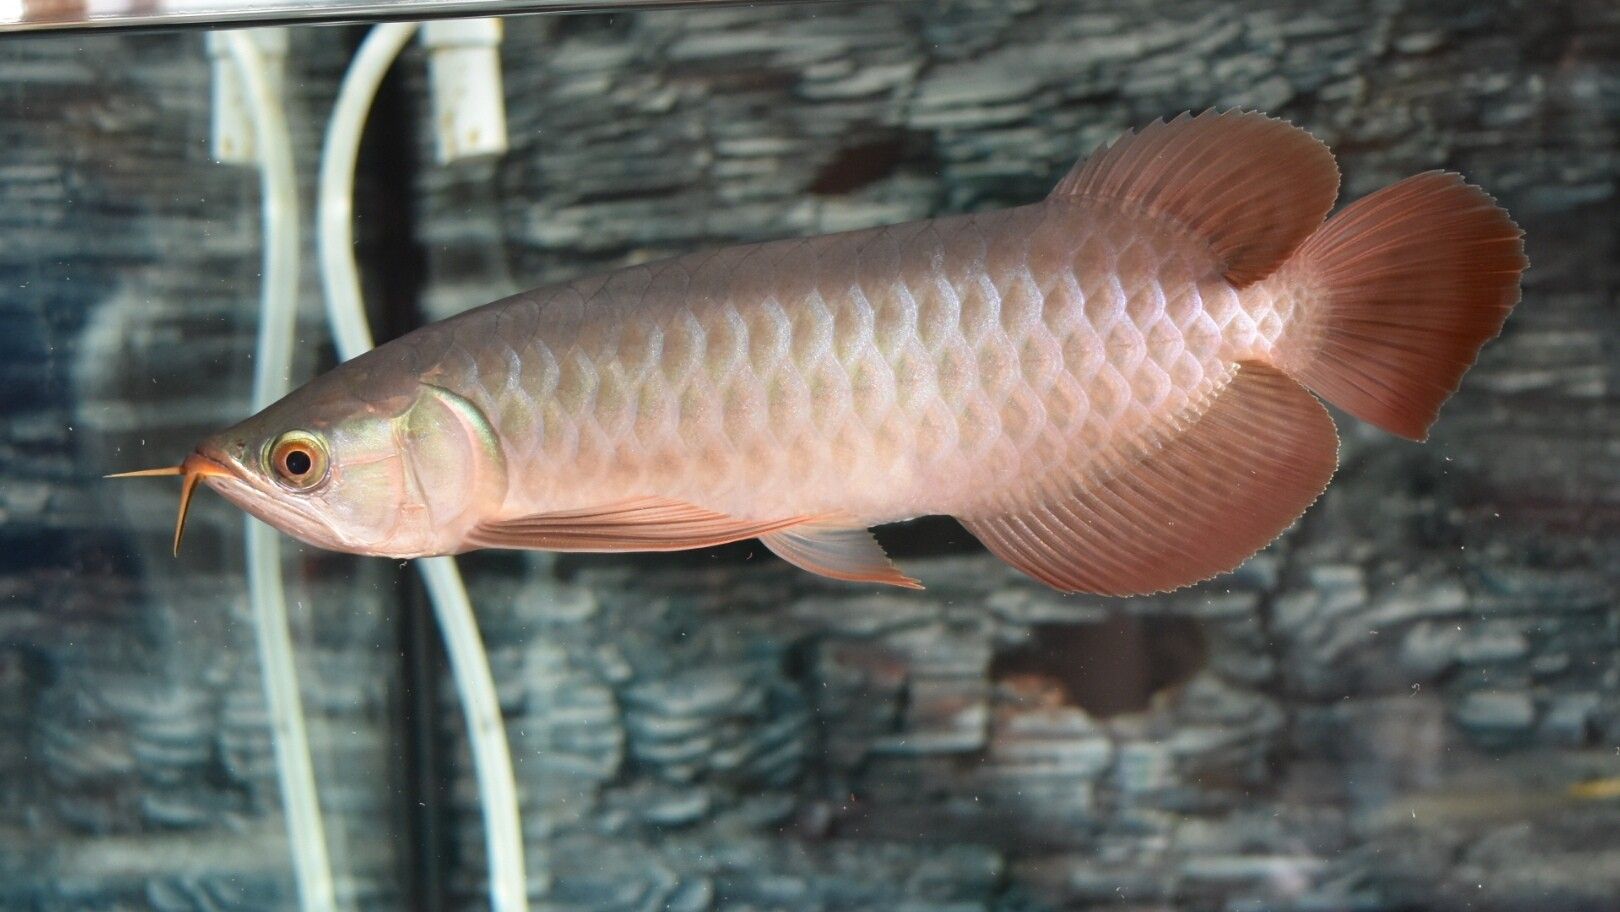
[268,431,329,491]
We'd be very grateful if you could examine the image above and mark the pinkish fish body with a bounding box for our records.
[117,111,1526,595]
[421,201,1245,526]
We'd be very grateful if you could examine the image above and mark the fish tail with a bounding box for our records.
[1272,172,1527,441]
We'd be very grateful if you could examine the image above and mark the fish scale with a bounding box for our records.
[420,200,1241,525]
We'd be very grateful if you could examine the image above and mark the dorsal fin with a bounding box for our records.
[1050,109,1340,287]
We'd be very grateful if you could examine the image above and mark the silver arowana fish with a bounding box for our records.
[113,111,1526,595]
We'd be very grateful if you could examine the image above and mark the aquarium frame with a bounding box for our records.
[0,0,829,35]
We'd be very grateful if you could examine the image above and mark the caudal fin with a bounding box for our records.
[1276,171,1527,440]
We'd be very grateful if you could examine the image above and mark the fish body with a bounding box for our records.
[361,202,1270,527]
[127,111,1526,595]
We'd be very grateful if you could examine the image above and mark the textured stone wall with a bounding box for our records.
[0,0,1617,911]
[411,1,1620,910]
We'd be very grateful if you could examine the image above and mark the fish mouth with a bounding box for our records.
[106,451,234,556]
[193,442,349,552]
[112,442,350,556]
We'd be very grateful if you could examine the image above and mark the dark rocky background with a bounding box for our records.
[2,1,1618,910]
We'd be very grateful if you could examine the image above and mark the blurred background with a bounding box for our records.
[2,1,1618,910]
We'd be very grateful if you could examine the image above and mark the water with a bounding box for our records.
[3,2,1618,910]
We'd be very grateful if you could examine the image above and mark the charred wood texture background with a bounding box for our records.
[2,1,1618,911]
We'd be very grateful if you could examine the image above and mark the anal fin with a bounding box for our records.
[760,518,923,590]
[960,361,1339,596]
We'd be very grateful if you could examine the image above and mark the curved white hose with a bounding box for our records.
[318,23,532,912]
[415,556,531,912]
[224,31,340,912]
[315,21,409,353]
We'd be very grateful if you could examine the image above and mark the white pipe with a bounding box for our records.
[416,554,531,911]
[315,21,411,353]
[223,30,340,912]
[207,29,288,164]
[317,22,533,912]
[421,17,508,164]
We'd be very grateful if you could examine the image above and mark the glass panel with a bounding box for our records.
[0,27,406,909]
[3,3,1615,911]
[0,0,801,36]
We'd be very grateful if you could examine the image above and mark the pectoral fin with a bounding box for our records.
[466,496,808,553]
[760,518,923,589]
[960,361,1339,596]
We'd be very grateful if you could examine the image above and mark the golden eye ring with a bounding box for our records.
[268,431,330,490]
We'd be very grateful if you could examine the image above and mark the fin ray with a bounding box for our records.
[760,518,923,589]
[1274,171,1527,440]
[960,362,1339,596]
[1051,109,1339,286]
[466,496,808,553]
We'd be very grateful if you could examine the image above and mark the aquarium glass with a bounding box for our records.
[2,2,1617,910]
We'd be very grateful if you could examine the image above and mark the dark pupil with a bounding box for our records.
[284,449,312,476]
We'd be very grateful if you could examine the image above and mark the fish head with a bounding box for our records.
[117,364,509,559]
[200,371,509,558]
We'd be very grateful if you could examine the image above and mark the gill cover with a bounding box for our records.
[398,383,508,550]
